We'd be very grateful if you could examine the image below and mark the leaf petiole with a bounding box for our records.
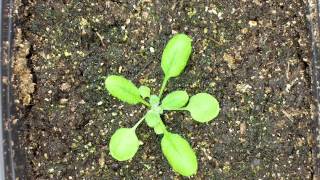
[141,99,151,107]
[162,125,169,134]
[132,115,146,130]
[159,77,169,98]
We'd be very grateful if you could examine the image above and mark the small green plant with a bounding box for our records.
[104,34,220,176]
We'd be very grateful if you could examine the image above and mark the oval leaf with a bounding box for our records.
[139,86,151,99]
[109,128,140,161]
[185,93,220,123]
[105,75,142,104]
[149,95,160,106]
[154,121,166,135]
[161,34,192,78]
[161,132,198,176]
[161,90,189,110]
[145,110,161,128]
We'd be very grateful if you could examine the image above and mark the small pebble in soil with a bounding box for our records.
[149,47,155,53]
[59,98,68,104]
[248,20,258,27]
[60,82,71,92]
[111,163,120,171]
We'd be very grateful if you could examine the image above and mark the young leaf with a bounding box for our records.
[109,128,140,161]
[154,121,166,134]
[149,95,160,106]
[139,86,151,99]
[161,132,198,176]
[185,93,220,123]
[161,90,189,110]
[161,34,192,78]
[105,75,143,105]
[145,110,161,128]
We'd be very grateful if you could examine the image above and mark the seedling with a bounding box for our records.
[104,34,220,176]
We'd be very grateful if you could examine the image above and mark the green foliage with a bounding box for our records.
[154,121,166,134]
[185,93,220,123]
[145,110,161,127]
[149,95,160,106]
[105,75,143,105]
[139,86,151,98]
[161,132,198,176]
[161,34,192,79]
[161,90,189,110]
[104,33,220,176]
[109,128,140,161]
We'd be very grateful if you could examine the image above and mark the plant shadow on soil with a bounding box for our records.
[16,0,313,179]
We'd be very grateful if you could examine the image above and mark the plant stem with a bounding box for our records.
[159,77,169,98]
[133,115,146,130]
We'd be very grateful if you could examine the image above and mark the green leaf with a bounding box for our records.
[154,121,166,134]
[161,90,189,110]
[109,128,140,161]
[105,75,143,104]
[139,86,151,98]
[145,110,161,128]
[185,93,220,123]
[149,95,160,106]
[161,34,192,78]
[161,132,197,176]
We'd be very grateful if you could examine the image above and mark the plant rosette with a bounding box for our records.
[104,33,220,176]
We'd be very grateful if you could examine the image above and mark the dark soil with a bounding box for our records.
[15,0,314,179]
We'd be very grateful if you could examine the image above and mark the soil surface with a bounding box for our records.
[15,0,314,179]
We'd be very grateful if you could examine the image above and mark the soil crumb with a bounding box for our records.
[13,28,35,105]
